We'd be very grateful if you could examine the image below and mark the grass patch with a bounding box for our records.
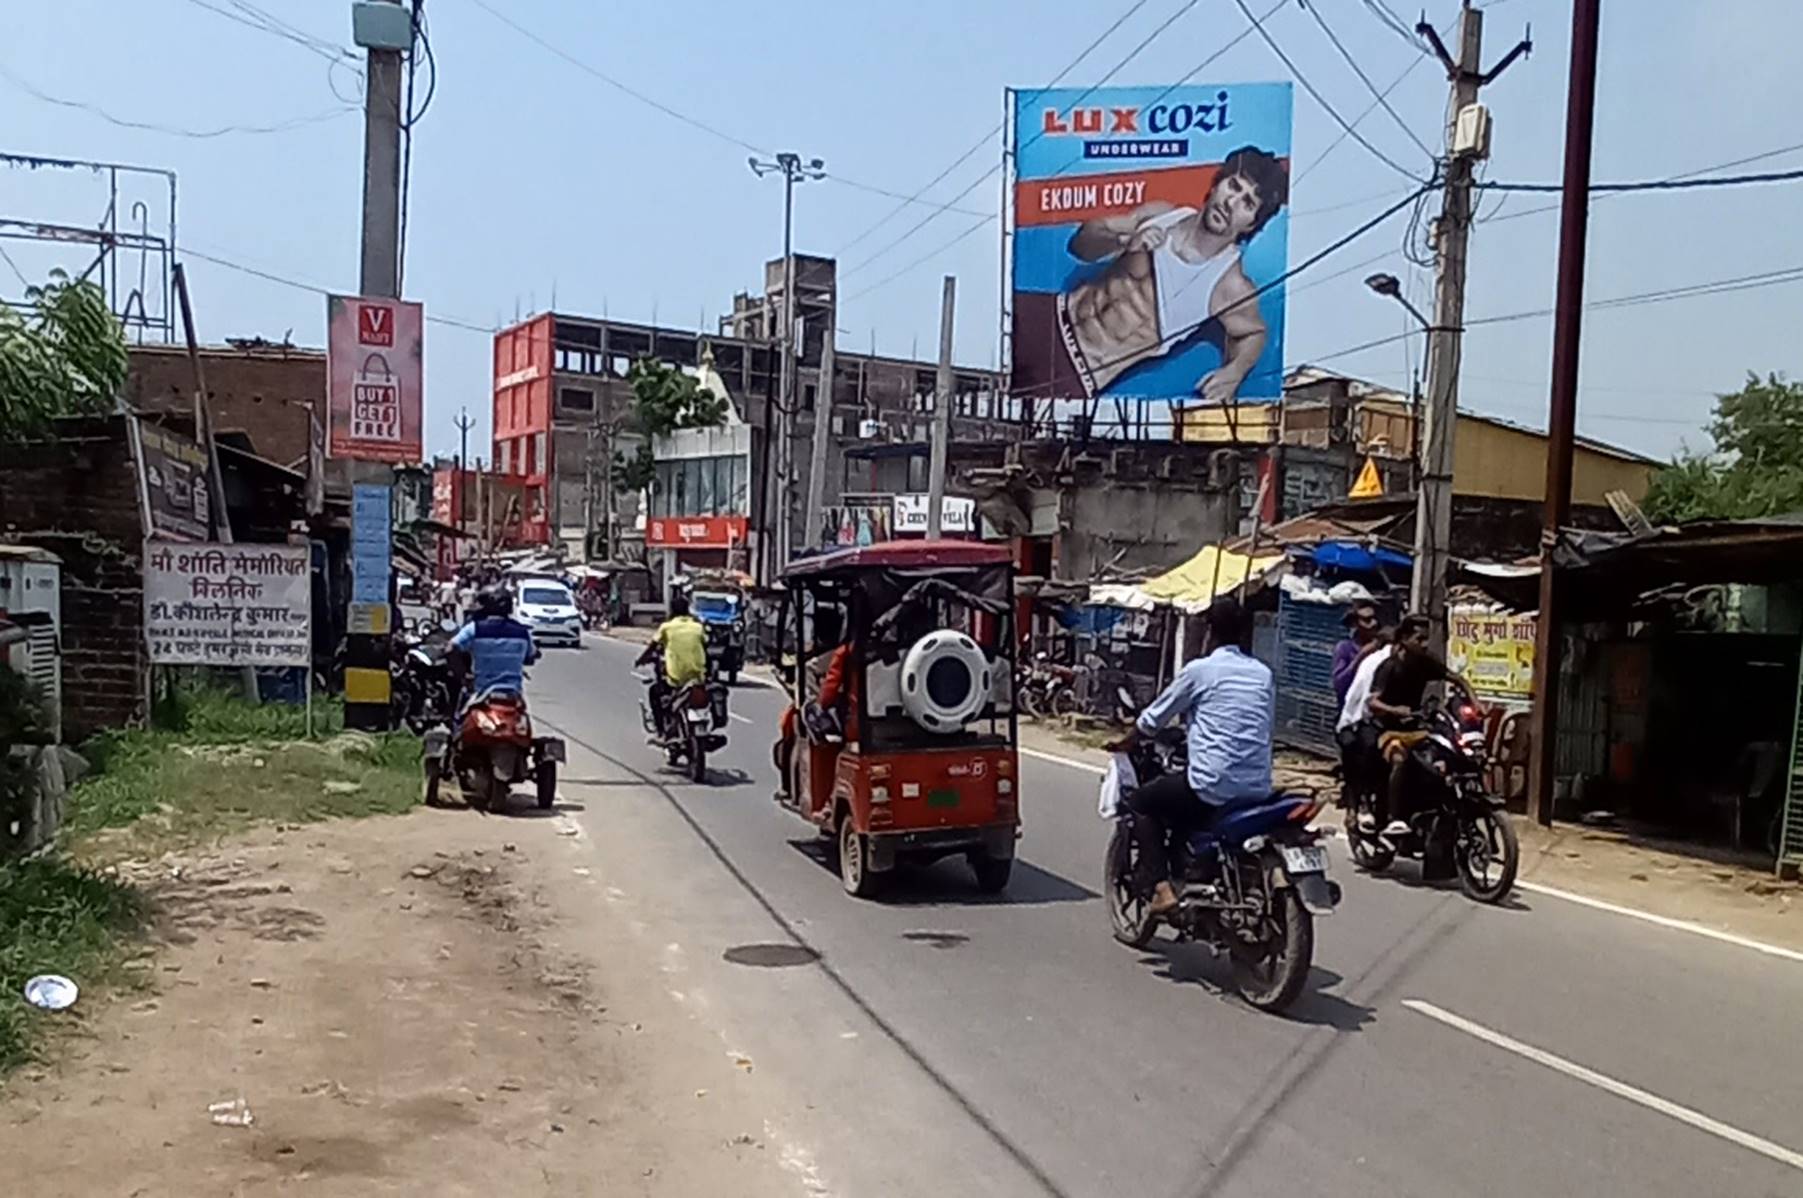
[0,856,142,1073]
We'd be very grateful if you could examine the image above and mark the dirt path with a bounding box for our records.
[0,809,800,1197]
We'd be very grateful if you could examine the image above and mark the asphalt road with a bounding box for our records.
[525,635,1803,1198]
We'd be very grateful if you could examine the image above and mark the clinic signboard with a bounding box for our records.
[1008,83,1292,405]
[326,294,423,462]
[144,541,310,668]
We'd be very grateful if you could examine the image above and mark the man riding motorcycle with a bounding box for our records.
[1364,613,1475,837]
[446,582,539,705]
[1110,597,1275,918]
[637,592,707,735]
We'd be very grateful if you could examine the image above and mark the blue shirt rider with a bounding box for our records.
[1115,597,1275,918]
[449,583,539,699]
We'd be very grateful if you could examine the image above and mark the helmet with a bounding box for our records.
[474,583,513,618]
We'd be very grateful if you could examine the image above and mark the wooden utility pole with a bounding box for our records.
[172,263,258,701]
[803,338,836,549]
[925,276,957,539]
[1527,0,1603,828]
[1413,4,1530,655]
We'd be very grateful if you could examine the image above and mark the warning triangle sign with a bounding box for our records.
[1349,457,1384,499]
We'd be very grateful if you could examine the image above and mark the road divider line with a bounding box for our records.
[729,713,753,725]
[1402,999,1803,1173]
[1515,880,1803,965]
[1019,746,1106,777]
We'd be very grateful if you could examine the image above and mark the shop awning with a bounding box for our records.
[1091,544,1286,613]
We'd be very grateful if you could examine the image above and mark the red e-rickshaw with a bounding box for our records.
[775,541,1020,897]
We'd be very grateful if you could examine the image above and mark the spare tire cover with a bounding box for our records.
[899,631,992,734]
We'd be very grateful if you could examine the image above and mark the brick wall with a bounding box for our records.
[126,344,324,468]
[0,416,147,739]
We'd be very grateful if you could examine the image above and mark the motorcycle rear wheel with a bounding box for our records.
[536,761,558,810]
[1231,888,1314,1013]
[1049,688,1077,719]
[1105,824,1156,948]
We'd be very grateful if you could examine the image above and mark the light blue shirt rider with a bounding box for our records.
[1136,644,1275,805]
[451,615,540,697]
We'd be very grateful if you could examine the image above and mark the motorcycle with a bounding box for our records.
[422,688,565,812]
[638,674,730,783]
[1344,696,1520,903]
[390,619,458,734]
[1016,652,1076,720]
[1103,690,1341,1013]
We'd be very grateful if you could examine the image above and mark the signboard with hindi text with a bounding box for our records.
[1447,607,1536,703]
[144,541,311,667]
[326,294,424,462]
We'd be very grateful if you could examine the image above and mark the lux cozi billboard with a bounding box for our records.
[1009,83,1292,406]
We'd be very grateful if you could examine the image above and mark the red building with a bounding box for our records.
[491,315,554,544]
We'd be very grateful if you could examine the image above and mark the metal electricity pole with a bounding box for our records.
[748,151,824,571]
[925,276,957,539]
[803,337,836,549]
[1527,0,1603,828]
[454,406,474,534]
[1413,5,1531,654]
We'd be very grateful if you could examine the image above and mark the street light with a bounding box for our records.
[1364,273,1431,490]
[747,152,826,581]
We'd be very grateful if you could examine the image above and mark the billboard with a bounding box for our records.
[1009,83,1292,405]
[135,419,211,541]
[327,294,423,462]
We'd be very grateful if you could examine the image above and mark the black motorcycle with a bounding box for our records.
[1344,697,1520,904]
[391,619,458,734]
[638,673,730,783]
[1104,697,1341,1014]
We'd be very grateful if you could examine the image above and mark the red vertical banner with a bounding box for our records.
[327,294,424,462]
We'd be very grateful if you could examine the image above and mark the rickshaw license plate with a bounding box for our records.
[926,789,959,809]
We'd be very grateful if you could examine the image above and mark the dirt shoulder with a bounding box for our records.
[0,808,798,1197]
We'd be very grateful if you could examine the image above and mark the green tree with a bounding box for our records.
[612,357,730,495]
[0,270,128,442]
[1642,373,1803,523]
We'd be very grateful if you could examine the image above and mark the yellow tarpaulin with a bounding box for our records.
[1138,544,1286,612]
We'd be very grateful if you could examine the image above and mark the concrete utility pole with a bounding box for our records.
[359,0,406,298]
[1527,0,1603,828]
[748,152,824,571]
[925,276,957,539]
[1413,4,1531,654]
[803,337,836,549]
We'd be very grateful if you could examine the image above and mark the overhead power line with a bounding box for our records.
[1298,0,1435,160]
[1482,165,1803,194]
[1481,139,1803,227]
[1308,260,1803,367]
[183,0,362,67]
[1291,50,1429,189]
[1229,0,1433,183]
[0,61,357,138]
[176,245,496,335]
[834,0,1155,256]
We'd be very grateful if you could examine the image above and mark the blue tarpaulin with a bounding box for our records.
[1309,540,1412,575]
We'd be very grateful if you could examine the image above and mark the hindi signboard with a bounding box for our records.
[326,294,423,462]
[1447,607,1537,703]
[1008,83,1292,405]
[144,541,310,667]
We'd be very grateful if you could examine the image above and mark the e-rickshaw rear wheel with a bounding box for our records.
[837,812,883,898]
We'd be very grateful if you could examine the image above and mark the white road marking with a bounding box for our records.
[1019,746,1106,776]
[1515,881,1803,965]
[1017,742,1803,966]
[1403,999,1803,1173]
[730,712,753,725]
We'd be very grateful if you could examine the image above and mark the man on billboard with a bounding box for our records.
[1015,145,1289,405]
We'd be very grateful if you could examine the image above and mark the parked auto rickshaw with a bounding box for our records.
[775,541,1020,897]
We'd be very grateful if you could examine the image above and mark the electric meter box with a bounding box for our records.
[1453,103,1493,160]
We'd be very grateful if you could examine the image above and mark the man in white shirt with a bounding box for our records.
[1335,638,1393,824]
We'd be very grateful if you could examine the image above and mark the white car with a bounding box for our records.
[515,582,582,647]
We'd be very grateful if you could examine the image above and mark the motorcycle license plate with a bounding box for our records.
[685,709,711,725]
[1280,844,1328,875]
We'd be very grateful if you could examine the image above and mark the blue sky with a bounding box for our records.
[5,0,1800,463]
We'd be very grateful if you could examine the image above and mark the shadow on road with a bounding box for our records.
[1356,860,1534,913]
[1140,945,1377,1031]
[489,799,589,820]
[785,839,1100,906]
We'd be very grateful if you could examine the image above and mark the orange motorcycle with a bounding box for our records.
[423,689,564,812]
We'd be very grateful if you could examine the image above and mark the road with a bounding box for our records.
[526,635,1803,1198]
